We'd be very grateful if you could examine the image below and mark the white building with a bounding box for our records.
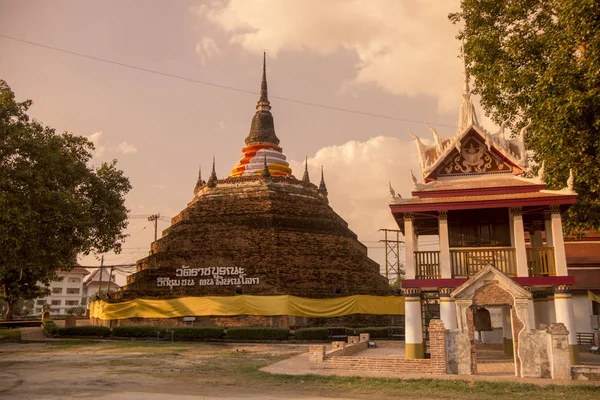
[84,267,121,300]
[33,267,90,315]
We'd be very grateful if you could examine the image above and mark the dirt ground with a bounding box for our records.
[0,341,375,400]
[1,338,599,400]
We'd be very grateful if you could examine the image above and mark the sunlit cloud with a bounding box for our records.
[197,0,463,113]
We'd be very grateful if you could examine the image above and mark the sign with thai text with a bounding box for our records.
[156,265,259,289]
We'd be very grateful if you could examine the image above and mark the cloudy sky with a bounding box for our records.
[0,0,499,280]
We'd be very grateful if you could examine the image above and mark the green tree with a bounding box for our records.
[0,80,131,319]
[450,0,600,233]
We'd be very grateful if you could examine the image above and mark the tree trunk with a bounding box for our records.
[5,300,15,320]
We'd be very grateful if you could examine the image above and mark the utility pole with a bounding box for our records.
[98,255,104,297]
[107,265,114,298]
[148,214,160,242]
[379,229,405,282]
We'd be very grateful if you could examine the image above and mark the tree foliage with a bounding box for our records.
[450,0,600,233]
[0,80,131,319]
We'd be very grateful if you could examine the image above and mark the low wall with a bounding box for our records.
[572,366,600,381]
[91,314,402,329]
[309,319,447,375]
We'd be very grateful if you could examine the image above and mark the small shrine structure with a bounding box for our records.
[389,48,580,365]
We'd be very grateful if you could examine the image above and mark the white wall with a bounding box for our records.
[572,294,593,333]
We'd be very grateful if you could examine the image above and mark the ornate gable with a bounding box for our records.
[434,131,518,179]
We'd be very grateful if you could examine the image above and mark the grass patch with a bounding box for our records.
[0,328,21,342]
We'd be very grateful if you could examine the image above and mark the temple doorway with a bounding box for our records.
[472,305,515,376]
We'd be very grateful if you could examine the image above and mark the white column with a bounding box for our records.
[533,291,550,329]
[439,287,457,330]
[509,208,515,246]
[403,288,424,359]
[524,286,536,330]
[547,293,557,324]
[511,207,529,277]
[502,306,513,356]
[554,285,579,365]
[438,211,451,279]
[550,206,568,276]
[404,213,416,279]
[544,210,554,247]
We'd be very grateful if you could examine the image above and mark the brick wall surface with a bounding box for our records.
[116,178,391,301]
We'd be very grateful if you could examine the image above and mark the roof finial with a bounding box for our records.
[410,169,419,189]
[301,156,310,184]
[261,153,271,179]
[257,52,271,111]
[207,157,217,188]
[194,164,206,194]
[461,39,470,96]
[318,165,328,196]
[457,40,478,133]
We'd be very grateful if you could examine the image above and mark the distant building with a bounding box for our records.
[33,267,90,315]
[84,267,121,300]
[565,230,600,333]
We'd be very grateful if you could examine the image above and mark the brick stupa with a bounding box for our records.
[120,55,391,301]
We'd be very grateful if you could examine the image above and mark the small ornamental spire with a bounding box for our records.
[207,157,217,188]
[318,165,328,196]
[257,52,271,112]
[458,40,478,133]
[261,153,271,179]
[301,156,310,184]
[194,165,206,194]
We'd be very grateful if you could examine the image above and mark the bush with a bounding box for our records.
[225,327,289,341]
[42,319,58,336]
[353,327,389,339]
[58,326,111,337]
[294,327,329,340]
[170,327,224,340]
[111,326,166,338]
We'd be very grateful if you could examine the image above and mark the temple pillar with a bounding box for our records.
[439,287,457,331]
[510,207,529,277]
[544,210,554,247]
[533,290,550,329]
[404,288,424,359]
[438,211,451,279]
[502,306,513,356]
[554,285,579,365]
[550,206,568,276]
[523,286,536,330]
[404,213,416,279]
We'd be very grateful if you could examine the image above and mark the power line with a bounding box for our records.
[0,33,457,129]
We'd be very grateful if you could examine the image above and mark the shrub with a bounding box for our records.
[42,319,58,336]
[225,327,289,340]
[170,327,224,340]
[353,327,389,339]
[111,326,166,338]
[58,326,111,337]
[294,327,329,340]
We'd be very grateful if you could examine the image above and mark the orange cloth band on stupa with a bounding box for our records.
[229,53,293,178]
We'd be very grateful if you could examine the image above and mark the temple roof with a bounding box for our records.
[408,45,528,183]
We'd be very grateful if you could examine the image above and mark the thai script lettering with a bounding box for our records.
[156,265,260,288]
[156,277,196,289]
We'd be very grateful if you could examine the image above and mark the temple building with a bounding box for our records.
[389,49,581,365]
[97,55,394,327]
